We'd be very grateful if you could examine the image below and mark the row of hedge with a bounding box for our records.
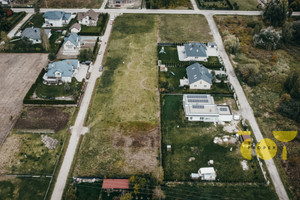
[196,0,233,10]
[23,69,85,105]
[162,61,223,70]
[6,11,27,32]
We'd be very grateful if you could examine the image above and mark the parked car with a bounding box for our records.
[99,66,103,72]
[98,51,102,55]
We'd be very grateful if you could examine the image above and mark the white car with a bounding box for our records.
[98,51,102,55]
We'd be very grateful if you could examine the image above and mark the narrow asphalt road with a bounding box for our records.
[7,13,32,38]
[205,13,289,200]
[50,14,115,200]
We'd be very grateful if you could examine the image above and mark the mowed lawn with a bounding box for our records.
[74,14,160,177]
[0,177,50,200]
[158,14,213,42]
[229,0,259,10]
[40,0,103,8]
[162,95,264,182]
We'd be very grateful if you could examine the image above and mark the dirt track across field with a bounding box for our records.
[0,53,48,146]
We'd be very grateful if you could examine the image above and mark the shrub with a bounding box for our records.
[253,27,281,50]
[236,63,263,86]
[224,34,240,54]
[48,52,56,61]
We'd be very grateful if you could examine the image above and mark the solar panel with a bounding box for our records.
[192,105,205,109]
[187,95,207,99]
[220,108,227,111]
[188,99,209,103]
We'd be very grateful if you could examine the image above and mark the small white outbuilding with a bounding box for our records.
[198,167,216,181]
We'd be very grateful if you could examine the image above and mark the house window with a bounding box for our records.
[200,117,204,120]
[194,85,197,87]
[204,85,207,87]
[190,117,193,120]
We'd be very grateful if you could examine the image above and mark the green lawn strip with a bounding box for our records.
[197,0,231,10]
[145,0,192,9]
[22,13,45,29]
[35,78,81,98]
[40,0,103,8]
[75,182,102,200]
[161,95,264,182]
[229,0,259,10]
[0,177,50,200]
[158,15,213,43]
[163,184,277,200]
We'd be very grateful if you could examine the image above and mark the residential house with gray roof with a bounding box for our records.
[43,60,80,84]
[63,33,81,55]
[177,42,219,61]
[180,63,213,90]
[43,11,73,27]
[21,27,52,44]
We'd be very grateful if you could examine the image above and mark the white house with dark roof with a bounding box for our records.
[180,63,213,90]
[108,0,139,8]
[21,27,51,44]
[183,94,232,122]
[77,9,98,26]
[177,42,219,62]
[63,33,81,55]
[43,60,80,84]
[70,23,81,33]
[43,11,73,27]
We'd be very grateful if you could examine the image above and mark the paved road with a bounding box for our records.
[12,7,300,16]
[190,0,199,11]
[205,14,289,200]
[7,13,32,38]
[50,14,115,200]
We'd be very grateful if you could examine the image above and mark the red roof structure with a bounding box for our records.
[241,135,251,142]
[102,179,129,189]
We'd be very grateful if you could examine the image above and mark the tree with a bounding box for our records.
[236,64,263,86]
[153,186,166,199]
[78,49,93,61]
[263,0,289,27]
[253,27,281,50]
[120,193,132,200]
[292,20,300,42]
[41,28,50,51]
[34,2,40,14]
[48,52,56,61]
[64,82,71,92]
[289,0,300,11]
[284,71,300,99]
[281,22,295,43]
[224,34,240,54]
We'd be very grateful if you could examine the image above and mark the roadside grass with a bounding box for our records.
[73,14,159,177]
[0,177,50,200]
[229,0,259,10]
[40,0,103,8]
[161,95,264,182]
[158,15,213,42]
[215,15,300,199]
[0,107,75,175]
[22,14,45,29]
[159,67,231,94]
[163,183,278,200]
[35,78,81,98]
